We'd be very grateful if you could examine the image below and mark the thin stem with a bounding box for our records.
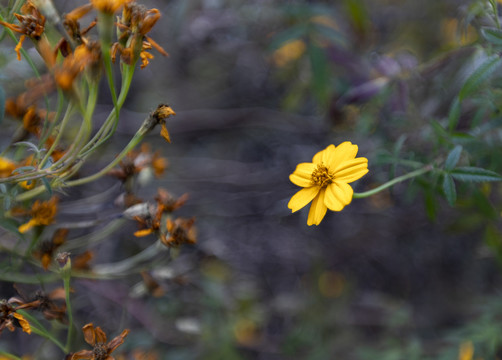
[0,351,22,360]
[353,165,434,198]
[62,261,74,352]
[64,117,152,187]
[92,240,165,276]
[16,310,66,352]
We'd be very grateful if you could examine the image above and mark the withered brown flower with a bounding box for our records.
[71,323,129,360]
[0,0,46,60]
[0,301,31,334]
[163,217,196,248]
[33,228,69,270]
[155,188,187,213]
[9,286,67,323]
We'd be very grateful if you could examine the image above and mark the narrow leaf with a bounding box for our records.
[444,145,462,171]
[481,27,502,46]
[442,174,457,206]
[459,54,502,100]
[451,166,502,182]
[41,177,52,197]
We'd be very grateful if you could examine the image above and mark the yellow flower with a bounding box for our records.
[288,142,368,225]
[18,197,58,233]
[459,341,474,360]
[0,157,16,178]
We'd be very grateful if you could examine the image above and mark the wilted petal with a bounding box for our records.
[95,326,107,343]
[107,329,130,353]
[13,313,31,334]
[329,142,359,172]
[71,350,94,360]
[289,162,315,187]
[82,323,95,345]
[288,186,320,212]
[307,189,328,225]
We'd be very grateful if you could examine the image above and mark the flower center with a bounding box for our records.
[93,343,108,360]
[311,164,334,187]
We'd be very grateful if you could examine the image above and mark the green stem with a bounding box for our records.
[39,103,74,169]
[0,351,22,360]
[490,0,501,29]
[353,165,434,198]
[64,118,151,187]
[16,310,66,352]
[61,260,74,352]
[92,240,165,276]
[79,63,135,157]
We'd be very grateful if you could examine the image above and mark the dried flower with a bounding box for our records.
[153,104,175,143]
[71,323,129,360]
[288,142,368,225]
[113,3,167,68]
[33,228,68,269]
[9,286,66,322]
[163,217,196,247]
[155,188,187,213]
[0,0,46,60]
[0,301,31,334]
[18,196,58,233]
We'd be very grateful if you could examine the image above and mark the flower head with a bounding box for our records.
[0,0,46,60]
[18,197,58,233]
[0,301,31,334]
[288,142,368,225]
[71,323,129,360]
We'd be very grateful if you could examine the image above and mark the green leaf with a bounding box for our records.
[424,189,437,221]
[481,27,502,46]
[430,119,449,141]
[11,166,35,174]
[41,177,52,197]
[459,54,502,100]
[308,43,331,105]
[451,166,502,182]
[268,25,307,51]
[442,174,457,206]
[444,145,462,171]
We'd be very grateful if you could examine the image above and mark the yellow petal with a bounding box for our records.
[335,158,368,183]
[160,123,171,143]
[329,182,353,207]
[288,186,320,212]
[13,313,31,334]
[312,144,335,165]
[324,184,345,211]
[330,142,359,172]
[18,219,37,233]
[307,188,328,225]
[134,228,154,237]
[289,162,315,187]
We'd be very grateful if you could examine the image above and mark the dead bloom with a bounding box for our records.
[71,323,129,360]
[0,0,46,60]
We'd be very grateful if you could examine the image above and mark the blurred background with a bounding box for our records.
[4,0,502,359]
